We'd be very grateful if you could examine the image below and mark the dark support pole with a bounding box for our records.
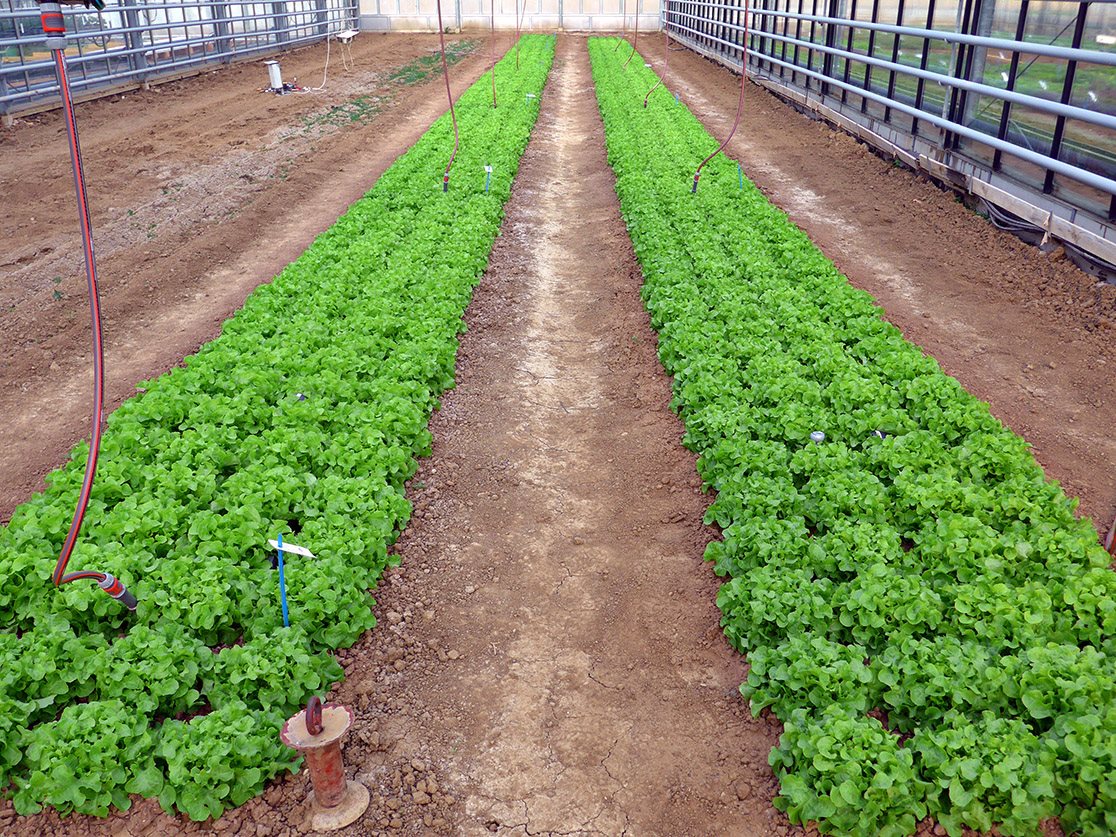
[861,0,879,112]
[0,72,9,127]
[841,0,856,104]
[884,0,905,120]
[123,4,148,77]
[1043,2,1087,194]
[959,0,996,137]
[992,0,1028,169]
[912,0,937,135]
[944,0,976,148]
[820,0,841,97]
[273,0,289,44]
[212,0,232,62]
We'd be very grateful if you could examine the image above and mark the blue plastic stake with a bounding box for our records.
[675,92,680,103]
[277,533,289,628]
[485,165,493,193]
[738,163,743,190]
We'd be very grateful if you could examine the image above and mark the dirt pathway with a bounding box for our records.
[312,34,796,836]
[0,33,494,521]
[639,39,1116,531]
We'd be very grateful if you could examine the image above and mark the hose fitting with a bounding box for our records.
[443,173,449,192]
[98,574,138,611]
[691,172,700,193]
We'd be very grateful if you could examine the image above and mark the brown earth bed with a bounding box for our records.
[0,28,1112,837]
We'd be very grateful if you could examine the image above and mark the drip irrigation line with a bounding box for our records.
[436,0,460,191]
[39,2,136,611]
[643,0,669,107]
[303,31,352,93]
[692,0,748,192]
[623,0,639,69]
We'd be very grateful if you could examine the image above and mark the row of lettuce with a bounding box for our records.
[590,38,1115,837]
[0,35,555,821]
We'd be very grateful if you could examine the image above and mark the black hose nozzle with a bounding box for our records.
[98,573,138,611]
[691,173,700,193]
[443,175,449,193]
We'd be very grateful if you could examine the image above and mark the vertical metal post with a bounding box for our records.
[861,0,879,111]
[273,0,289,44]
[959,0,995,131]
[944,0,976,144]
[820,0,841,96]
[841,0,856,103]
[992,0,1027,167]
[123,3,149,77]
[212,0,233,62]
[883,0,905,120]
[0,72,9,128]
[316,0,328,36]
[911,0,938,135]
[1043,1,1087,194]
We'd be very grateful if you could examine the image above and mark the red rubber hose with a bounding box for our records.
[623,0,639,69]
[39,6,135,612]
[436,0,460,191]
[643,0,669,107]
[50,46,107,591]
[692,0,749,193]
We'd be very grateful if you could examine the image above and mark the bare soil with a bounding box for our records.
[640,37,1116,532]
[2,28,1114,837]
[0,31,494,522]
[3,34,797,837]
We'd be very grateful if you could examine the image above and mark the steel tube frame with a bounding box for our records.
[1,0,356,114]
[663,20,1116,198]
[666,7,1116,133]
[668,1,1116,66]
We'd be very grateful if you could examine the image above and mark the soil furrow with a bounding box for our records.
[325,34,797,836]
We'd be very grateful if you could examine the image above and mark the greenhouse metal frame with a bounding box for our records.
[0,0,358,119]
[664,0,1116,271]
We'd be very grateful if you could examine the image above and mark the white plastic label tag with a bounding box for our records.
[268,539,315,558]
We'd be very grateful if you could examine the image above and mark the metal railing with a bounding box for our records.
[664,0,1116,269]
[1,0,358,116]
